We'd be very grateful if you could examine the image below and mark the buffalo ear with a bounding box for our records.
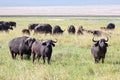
[94,41,99,46]
[105,43,108,47]
[52,43,55,47]
[42,42,46,46]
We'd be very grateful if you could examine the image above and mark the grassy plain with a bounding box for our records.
[0,16,120,80]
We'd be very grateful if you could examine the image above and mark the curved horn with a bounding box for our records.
[92,37,97,42]
[52,39,57,43]
[105,37,109,42]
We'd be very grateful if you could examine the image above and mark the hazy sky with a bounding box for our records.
[0,0,120,6]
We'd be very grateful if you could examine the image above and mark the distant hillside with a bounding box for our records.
[0,5,120,16]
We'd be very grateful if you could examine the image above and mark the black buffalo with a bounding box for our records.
[32,39,57,64]
[28,23,39,31]
[8,36,36,59]
[0,23,13,32]
[91,37,109,63]
[0,21,16,28]
[67,25,76,34]
[106,23,115,29]
[34,24,52,34]
[9,21,16,27]
[22,29,30,35]
[52,25,64,34]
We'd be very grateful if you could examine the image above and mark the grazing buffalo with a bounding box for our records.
[106,23,115,29]
[77,26,84,35]
[92,30,102,36]
[0,23,13,32]
[8,36,36,59]
[0,21,16,27]
[22,29,30,35]
[28,23,38,31]
[34,24,52,34]
[91,37,109,63]
[67,25,76,34]
[52,25,64,34]
[32,39,57,64]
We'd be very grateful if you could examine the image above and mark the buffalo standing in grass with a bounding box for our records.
[0,23,13,32]
[92,30,102,36]
[67,25,76,34]
[32,39,57,64]
[28,23,39,31]
[34,24,52,34]
[52,25,64,34]
[8,36,36,59]
[91,37,109,63]
[106,23,115,29]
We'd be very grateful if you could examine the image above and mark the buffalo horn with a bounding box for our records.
[92,37,97,42]
[52,39,57,43]
[105,37,109,42]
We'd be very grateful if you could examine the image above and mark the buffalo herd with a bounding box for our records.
[3,21,116,64]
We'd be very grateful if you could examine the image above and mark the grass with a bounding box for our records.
[0,16,120,80]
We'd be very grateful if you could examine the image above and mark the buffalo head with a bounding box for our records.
[42,39,57,47]
[25,38,36,48]
[92,37,109,48]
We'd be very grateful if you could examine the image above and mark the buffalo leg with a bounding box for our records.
[37,55,41,62]
[47,56,51,64]
[102,58,104,63]
[20,53,23,60]
[32,53,36,63]
[43,56,45,64]
[11,51,15,59]
[95,57,99,63]
[27,54,31,60]
[14,53,17,59]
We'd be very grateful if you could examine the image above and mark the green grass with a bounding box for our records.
[0,16,120,80]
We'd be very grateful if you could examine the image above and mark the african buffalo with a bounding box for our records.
[77,26,84,35]
[52,25,64,34]
[0,23,13,32]
[8,36,36,59]
[9,21,16,27]
[91,37,109,63]
[22,29,30,35]
[106,23,115,29]
[32,39,57,64]
[67,25,76,34]
[34,24,52,34]
[28,23,38,31]
[92,30,102,36]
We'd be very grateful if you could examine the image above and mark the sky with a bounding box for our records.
[0,0,120,6]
